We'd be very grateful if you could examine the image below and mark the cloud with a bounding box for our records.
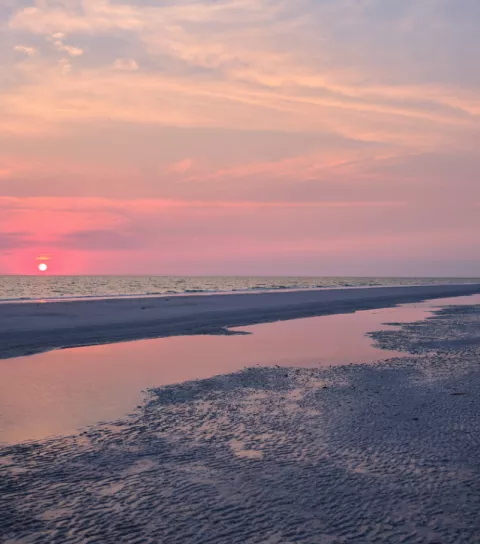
[169,158,193,173]
[0,232,32,250]
[54,229,143,250]
[14,45,36,56]
[56,42,84,57]
[47,34,84,56]
[0,196,405,213]
[113,58,139,71]
[58,58,72,75]
[7,0,480,132]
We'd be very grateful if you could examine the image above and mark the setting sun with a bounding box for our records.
[38,263,48,272]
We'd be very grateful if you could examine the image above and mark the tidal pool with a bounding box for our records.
[1,294,478,444]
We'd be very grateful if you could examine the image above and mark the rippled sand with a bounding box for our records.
[1,305,479,543]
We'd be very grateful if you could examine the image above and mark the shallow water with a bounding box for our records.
[0,294,478,444]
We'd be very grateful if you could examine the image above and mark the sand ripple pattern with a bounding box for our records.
[1,306,480,543]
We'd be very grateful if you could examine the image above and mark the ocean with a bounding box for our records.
[0,276,478,303]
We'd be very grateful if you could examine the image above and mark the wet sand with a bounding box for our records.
[1,301,480,543]
[1,283,479,359]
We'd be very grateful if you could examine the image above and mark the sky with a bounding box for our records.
[0,0,479,276]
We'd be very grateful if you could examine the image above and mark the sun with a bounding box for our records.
[38,263,48,272]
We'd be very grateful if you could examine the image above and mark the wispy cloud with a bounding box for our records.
[14,45,36,56]
[112,58,138,71]
[0,232,32,250]
[5,0,479,138]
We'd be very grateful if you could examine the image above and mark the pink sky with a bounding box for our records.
[1,0,479,275]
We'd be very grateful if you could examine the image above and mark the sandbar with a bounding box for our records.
[0,283,479,358]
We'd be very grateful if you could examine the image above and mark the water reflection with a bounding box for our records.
[1,294,478,444]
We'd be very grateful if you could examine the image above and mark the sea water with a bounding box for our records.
[0,275,478,302]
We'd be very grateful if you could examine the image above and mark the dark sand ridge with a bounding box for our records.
[1,283,480,359]
[2,301,480,542]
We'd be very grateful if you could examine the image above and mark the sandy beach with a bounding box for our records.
[1,295,480,542]
[1,283,480,359]
[2,0,479,539]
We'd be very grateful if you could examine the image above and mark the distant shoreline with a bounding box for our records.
[1,283,479,360]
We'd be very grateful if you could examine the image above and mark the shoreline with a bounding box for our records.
[1,283,479,359]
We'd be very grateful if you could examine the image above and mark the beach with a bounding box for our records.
[2,0,479,539]
[1,292,480,542]
[1,283,480,359]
